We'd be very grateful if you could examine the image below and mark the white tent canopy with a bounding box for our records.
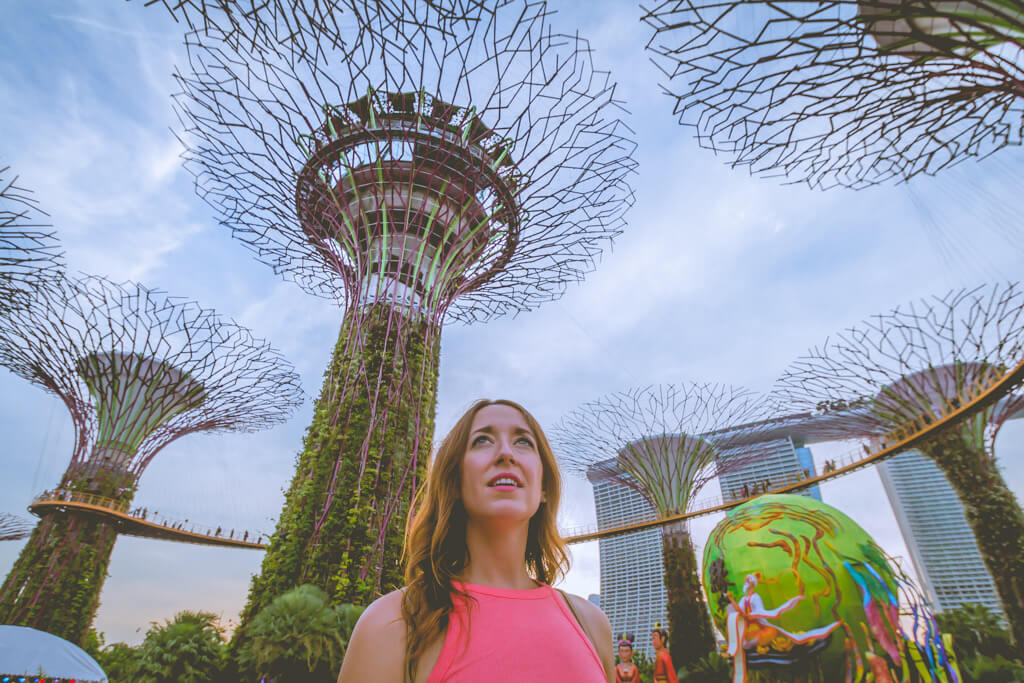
[0,626,107,682]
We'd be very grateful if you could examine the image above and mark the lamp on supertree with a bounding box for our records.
[554,383,773,670]
[642,1,1024,189]
[1,166,63,310]
[0,274,304,644]
[173,0,635,624]
[773,282,1024,646]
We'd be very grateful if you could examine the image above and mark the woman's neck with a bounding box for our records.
[458,518,535,589]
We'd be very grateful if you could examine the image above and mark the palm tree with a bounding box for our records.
[238,584,364,681]
[135,611,225,683]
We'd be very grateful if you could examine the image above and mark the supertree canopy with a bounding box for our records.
[555,383,772,670]
[0,514,33,542]
[173,0,635,636]
[0,274,303,644]
[642,1,1024,189]
[774,282,1024,646]
[0,166,63,310]
[139,0,361,62]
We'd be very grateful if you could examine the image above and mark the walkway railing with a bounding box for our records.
[560,355,1024,545]
[29,489,269,550]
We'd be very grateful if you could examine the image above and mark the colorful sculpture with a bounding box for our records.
[704,494,959,682]
[651,622,679,683]
[615,633,639,683]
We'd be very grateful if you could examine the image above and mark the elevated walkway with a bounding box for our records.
[28,490,268,550]
[561,355,1024,545]
[25,356,1023,550]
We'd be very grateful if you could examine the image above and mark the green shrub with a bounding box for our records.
[963,653,1024,683]
[238,584,363,682]
[679,650,731,683]
[96,641,141,681]
[134,610,225,683]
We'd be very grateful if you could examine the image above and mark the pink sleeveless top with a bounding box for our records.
[425,582,606,682]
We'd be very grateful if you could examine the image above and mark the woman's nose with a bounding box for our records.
[495,439,517,463]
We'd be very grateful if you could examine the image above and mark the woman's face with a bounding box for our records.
[651,631,663,649]
[618,644,632,663]
[460,404,545,525]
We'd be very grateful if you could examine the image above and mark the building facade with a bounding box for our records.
[877,449,1004,617]
[590,471,666,659]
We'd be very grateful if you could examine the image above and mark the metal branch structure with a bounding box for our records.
[0,274,303,644]
[140,0,364,64]
[555,383,773,670]
[774,282,1024,646]
[643,1,1024,189]
[0,166,63,311]
[173,0,636,636]
[0,514,33,542]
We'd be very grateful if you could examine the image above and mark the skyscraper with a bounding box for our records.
[589,468,665,660]
[878,449,1004,617]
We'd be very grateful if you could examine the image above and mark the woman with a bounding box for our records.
[615,634,638,683]
[651,624,678,683]
[339,399,615,682]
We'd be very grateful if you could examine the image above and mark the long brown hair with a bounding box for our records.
[400,399,569,680]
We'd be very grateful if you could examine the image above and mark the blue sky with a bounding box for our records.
[1,0,1022,645]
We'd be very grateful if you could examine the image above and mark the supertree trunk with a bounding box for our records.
[0,511,121,645]
[922,416,1024,646]
[661,521,715,671]
[239,301,439,625]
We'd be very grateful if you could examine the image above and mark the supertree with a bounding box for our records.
[0,514,33,542]
[1,166,63,310]
[173,0,635,631]
[773,282,1024,646]
[554,383,773,670]
[0,274,303,644]
[642,1,1024,189]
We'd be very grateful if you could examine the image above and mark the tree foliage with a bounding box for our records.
[96,641,142,681]
[134,610,225,683]
[937,603,1018,661]
[237,585,362,682]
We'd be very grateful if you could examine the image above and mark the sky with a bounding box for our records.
[1,0,1023,646]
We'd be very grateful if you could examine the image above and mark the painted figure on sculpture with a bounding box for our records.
[616,633,638,683]
[651,623,678,683]
[725,573,840,683]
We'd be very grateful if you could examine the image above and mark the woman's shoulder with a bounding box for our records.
[560,589,614,680]
[354,588,406,637]
[561,590,611,637]
[337,589,406,683]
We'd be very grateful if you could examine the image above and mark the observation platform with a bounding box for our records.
[28,491,268,550]
[561,355,1024,545]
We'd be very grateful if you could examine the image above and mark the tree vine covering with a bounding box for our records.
[662,523,716,669]
[921,419,1024,647]
[235,303,439,652]
[0,512,120,644]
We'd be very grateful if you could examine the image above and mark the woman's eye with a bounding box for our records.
[516,437,534,448]
[472,435,491,446]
